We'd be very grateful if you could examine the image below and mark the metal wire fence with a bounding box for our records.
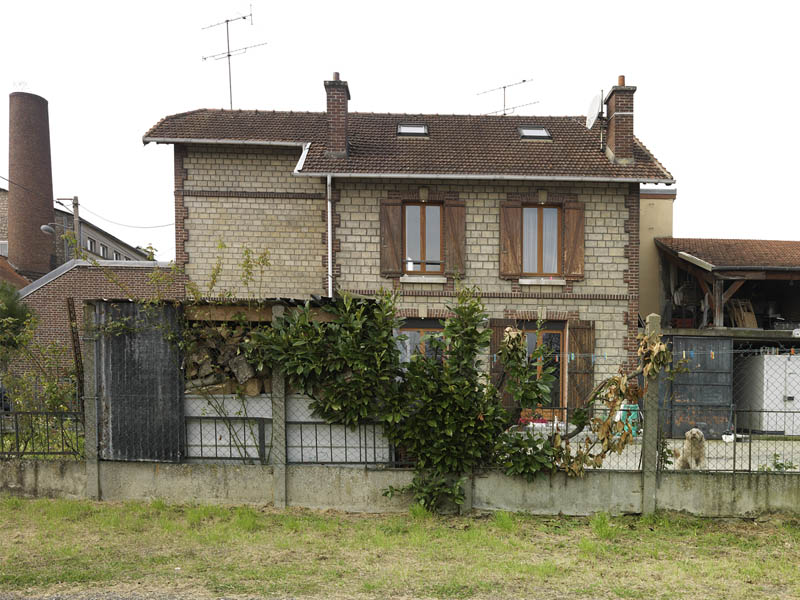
[0,411,85,459]
[511,405,644,471]
[657,408,800,473]
[657,341,800,473]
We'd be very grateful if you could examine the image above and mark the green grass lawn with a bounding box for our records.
[1,496,799,599]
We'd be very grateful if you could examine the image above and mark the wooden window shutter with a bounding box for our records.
[563,201,585,280]
[489,318,515,413]
[380,198,403,277]
[444,198,466,276]
[499,200,522,279]
[567,319,594,408]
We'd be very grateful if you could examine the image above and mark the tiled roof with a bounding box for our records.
[656,238,800,270]
[144,110,673,182]
[0,257,30,289]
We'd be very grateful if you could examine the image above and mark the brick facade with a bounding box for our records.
[178,146,640,388]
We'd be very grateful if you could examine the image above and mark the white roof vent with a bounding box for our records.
[397,123,429,137]
[519,126,551,140]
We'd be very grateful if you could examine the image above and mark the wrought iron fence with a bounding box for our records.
[286,421,393,465]
[184,415,272,463]
[0,411,85,459]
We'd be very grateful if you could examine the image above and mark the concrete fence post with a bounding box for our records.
[82,301,101,500]
[270,303,287,508]
[641,313,661,514]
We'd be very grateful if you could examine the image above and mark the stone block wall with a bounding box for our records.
[175,144,640,382]
[180,145,327,297]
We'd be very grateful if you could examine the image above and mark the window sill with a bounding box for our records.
[519,277,566,286]
[400,275,448,284]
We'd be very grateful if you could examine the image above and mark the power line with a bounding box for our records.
[1,174,174,229]
[75,204,174,229]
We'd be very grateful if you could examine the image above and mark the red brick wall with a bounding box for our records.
[324,79,350,157]
[623,183,640,369]
[606,87,635,162]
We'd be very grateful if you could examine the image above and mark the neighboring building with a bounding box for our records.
[52,207,151,264]
[144,73,675,412]
[1,92,152,288]
[655,237,800,331]
[639,188,676,318]
[652,237,800,440]
[15,260,184,386]
[0,187,8,244]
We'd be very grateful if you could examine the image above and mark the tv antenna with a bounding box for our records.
[477,77,538,116]
[202,6,268,110]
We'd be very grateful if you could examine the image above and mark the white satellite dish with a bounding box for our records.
[585,93,603,129]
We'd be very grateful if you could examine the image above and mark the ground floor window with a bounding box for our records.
[398,318,444,362]
[523,323,565,410]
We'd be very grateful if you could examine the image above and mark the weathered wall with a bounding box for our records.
[97,462,275,505]
[287,465,413,513]
[5,460,800,516]
[656,472,800,516]
[0,460,86,499]
[180,144,327,297]
[472,470,642,516]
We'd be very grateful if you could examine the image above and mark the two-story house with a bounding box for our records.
[144,73,674,414]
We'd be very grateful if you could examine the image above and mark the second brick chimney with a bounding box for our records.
[604,75,636,165]
[324,72,350,158]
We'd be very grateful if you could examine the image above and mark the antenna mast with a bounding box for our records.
[202,6,268,110]
[477,77,537,116]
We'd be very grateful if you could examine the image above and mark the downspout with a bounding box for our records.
[326,175,333,297]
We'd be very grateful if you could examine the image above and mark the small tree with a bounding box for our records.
[383,287,508,510]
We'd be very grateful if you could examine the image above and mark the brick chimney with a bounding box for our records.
[324,72,350,158]
[8,92,56,279]
[604,75,636,165]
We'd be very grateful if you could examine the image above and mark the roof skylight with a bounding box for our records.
[519,126,551,140]
[397,123,428,137]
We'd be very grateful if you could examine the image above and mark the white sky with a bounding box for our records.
[1,1,798,261]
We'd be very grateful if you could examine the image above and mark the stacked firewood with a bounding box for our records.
[183,324,269,396]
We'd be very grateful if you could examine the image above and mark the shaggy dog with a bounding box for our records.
[675,427,707,470]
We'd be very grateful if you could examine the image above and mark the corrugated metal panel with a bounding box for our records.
[660,336,733,439]
[98,302,184,461]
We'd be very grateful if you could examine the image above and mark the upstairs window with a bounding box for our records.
[397,123,428,137]
[113,251,122,260]
[523,206,561,276]
[86,238,96,253]
[403,203,442,274]
[100,244,108,259]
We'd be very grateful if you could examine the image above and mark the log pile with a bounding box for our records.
[184,323,269,396]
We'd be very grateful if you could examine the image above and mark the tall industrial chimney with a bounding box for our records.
[8,92,55,278]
